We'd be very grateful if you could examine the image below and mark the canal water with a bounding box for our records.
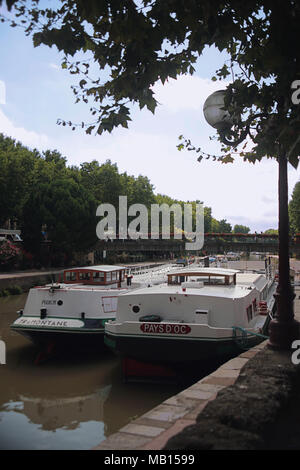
[0,294,184,450]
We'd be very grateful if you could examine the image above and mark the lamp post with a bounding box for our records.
[203,90,299,350]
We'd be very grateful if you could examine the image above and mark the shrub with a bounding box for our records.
[0,289,9,297]
[7,285,23,295]
[0,240,21,269]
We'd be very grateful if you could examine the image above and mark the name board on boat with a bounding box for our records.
[42,300,57,305]
[140,323,191,335]
[13,317,84,329]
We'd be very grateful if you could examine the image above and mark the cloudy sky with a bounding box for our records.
[0,3,299,232]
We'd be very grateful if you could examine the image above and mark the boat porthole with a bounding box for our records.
[57,300,63,306]
[132,305,140,313]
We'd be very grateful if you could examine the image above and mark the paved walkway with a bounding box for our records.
[0,262,166,280]
[94,347,266,450]
[0,269,62,280]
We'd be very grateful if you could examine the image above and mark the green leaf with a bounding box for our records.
[221,155,234,164]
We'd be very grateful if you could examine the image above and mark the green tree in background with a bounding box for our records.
[80,160,122,208]
[125,174,156,208]
[289,182,300,234]
[210,218,221,233]
[21,177,97,263]
[43,149,67,169]
[0,131,252,267]
[233,224,250,234]
[219,219,232,233]
[154,195,214,234]
[0,135,37,226]
[0,133,228,266]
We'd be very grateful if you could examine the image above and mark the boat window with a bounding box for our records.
[102,296,118,313]
[203,276,228,285]
[92,271,104,281]
[106,272,111,282]
[210,277,225,285]
[79,272,90,281]
[168,273,235,286]
[246,305,253,322]
[111,271,117,281]
[65,271,77,281]
[195,310,208,315]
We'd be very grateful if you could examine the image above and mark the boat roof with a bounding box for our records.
[236,272,268,290]
[119,284,252,299]
[167,267,240,277]
[64,265,125,272]
[119,270,268,300]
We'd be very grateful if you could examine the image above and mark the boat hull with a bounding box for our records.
[104,330,263,365]
[14,327,106,350]
[10,316,108,351]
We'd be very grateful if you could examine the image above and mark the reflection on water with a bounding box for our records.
[0,294,182,450]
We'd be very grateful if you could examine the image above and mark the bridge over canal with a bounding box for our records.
[94,233,300,258]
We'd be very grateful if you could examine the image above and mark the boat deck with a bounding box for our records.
[41,281,142,291]
[115,282,262,300]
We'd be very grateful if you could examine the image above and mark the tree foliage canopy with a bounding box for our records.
[218,219,232,233]
[0,133,234,264]
[289,181,300,234]
[1,0,299,167]
[264,228,278,235]
[233,224,250,234]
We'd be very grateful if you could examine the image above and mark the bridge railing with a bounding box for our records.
[96,232,300,245]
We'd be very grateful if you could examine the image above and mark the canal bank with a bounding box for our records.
[1,258,298,295]
[0,261,168,294]
[94,287,300,450]
[0,269,63,293]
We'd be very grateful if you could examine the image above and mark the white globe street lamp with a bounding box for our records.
[203,90,232,131]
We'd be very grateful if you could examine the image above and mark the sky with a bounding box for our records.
[0,3,299,233]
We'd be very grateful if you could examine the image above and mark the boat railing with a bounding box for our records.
[232,326,269,350]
